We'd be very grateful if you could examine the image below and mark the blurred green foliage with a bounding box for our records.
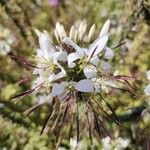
[0,0,150,149]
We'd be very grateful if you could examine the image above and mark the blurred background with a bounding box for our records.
[0,0,150,149]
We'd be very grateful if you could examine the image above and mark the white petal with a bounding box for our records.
[55,63,66,79]
[51,83,65,97]
[48,63,66,82]
[76,47,86,57]
[39,33,53,58]
[146,71,150,81]
[83,48,89,55]
[52,51,67,62]
[83,65,97,79]
[144,84,150,96]
[99,20,110,37]
[88,35,108,59]
[67,52,80,68]
[75,79,94,92]
[57,51,68,61]
[48,74,55,82]
[55,71,66,80]
[104,47,114,59]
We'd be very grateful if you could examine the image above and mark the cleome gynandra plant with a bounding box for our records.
[11,20,135,146]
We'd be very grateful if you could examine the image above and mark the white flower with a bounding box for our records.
[16,19,134,143]
[33,20,116,101]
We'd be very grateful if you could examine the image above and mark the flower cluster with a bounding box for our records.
[13,20,133,144]
[33,20,116,104]
[144,71,150,96]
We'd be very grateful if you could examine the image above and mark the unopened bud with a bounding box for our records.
[54,29,60,43]
[99,20,110,37]
[69,26,75,40]
[88,24,96,42]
